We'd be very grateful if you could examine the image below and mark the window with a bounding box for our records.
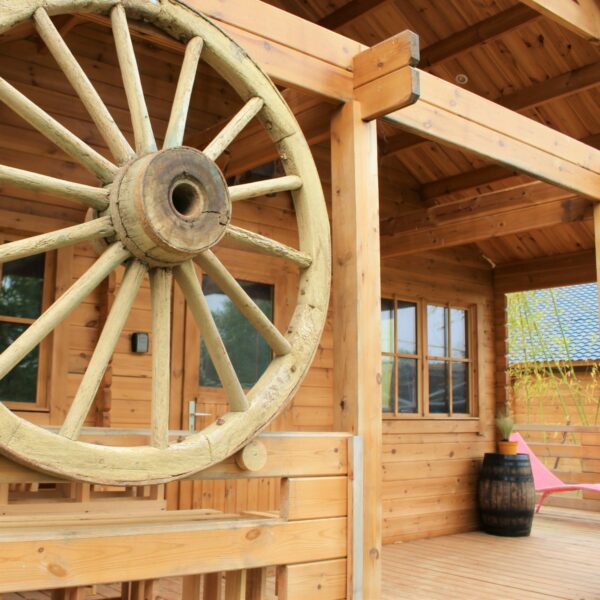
[381,298,475,417]
[200,275,274,389]
[0,243,51,407]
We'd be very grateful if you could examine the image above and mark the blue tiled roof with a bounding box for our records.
[508,283,600,364]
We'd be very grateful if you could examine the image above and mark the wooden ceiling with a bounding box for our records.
[266,0,600,269]
[0,1,598,273]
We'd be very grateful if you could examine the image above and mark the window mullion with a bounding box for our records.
[393,296,398,417]
[448,302,453,417]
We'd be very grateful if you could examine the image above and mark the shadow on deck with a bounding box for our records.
[383,507,600,600]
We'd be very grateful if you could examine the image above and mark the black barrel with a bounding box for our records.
[478,453,535,537]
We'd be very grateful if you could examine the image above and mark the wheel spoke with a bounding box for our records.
[229,175,302,202]
[0,78,117,183]
[174,261,248,412]
[224,225,312,269]
[33,8,135,165]
[111,4,156,155]
[150,268,172,449]
[164,36,204,150]
[195,250,291,356]
[0,243,129,381]
[0,217,114,265]
[203,97,264,162]
[0,164,109,210]
[60,259,147,440]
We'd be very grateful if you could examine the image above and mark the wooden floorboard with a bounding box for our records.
[383,507,600,600]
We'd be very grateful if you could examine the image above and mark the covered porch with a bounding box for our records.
[383,507,600,600]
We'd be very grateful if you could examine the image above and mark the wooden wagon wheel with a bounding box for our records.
[0,0,330,484]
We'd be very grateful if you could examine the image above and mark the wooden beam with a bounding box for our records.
[71,0,362,102]
[319,0,389,30]
[494,249,596,293]
[353,32,420,120]
[498,60,600,111]
[0,517,347,593]
[419,4,540,67]
[422,133,600,203]
[331,101,382,599]
[519,0,600,43]
[384,61,600,157]
[385,69,600,200]
[355,68,420,120]
[353,31,420,88]
[381,192,593,257]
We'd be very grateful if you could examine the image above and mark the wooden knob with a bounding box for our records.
[235,440,267,472]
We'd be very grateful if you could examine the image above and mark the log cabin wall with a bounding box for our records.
[0,21,334,513]
[380,246,496,543]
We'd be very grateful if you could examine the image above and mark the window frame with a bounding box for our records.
[183,254,289,406]
[0,233,55,411]
[381,295,479,420]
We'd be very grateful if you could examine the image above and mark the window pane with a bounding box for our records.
[0,253,45,319]
[398,357,417,413]
[200,277,273,389]
[0,322,38,403]
[381,355,395,413]
[429,360,448,413]
[451,308,468,358]
[452,362,469,414]
[381,298,394,353]
[427,305,448,357]
[397,301,417,354]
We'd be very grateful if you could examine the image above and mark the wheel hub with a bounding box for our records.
[110,146,231,266]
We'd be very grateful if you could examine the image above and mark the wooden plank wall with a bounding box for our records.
[380,247,496,543]
[0,26,335,515]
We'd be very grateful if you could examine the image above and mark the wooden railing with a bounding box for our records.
[515,424,600,511]
[0,432,355,599]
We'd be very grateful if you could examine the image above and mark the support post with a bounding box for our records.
[331,101,382,599]
[595,205,600,313]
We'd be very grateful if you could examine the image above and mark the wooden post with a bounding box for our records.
[331,101,382,599]
[595,205,600,312]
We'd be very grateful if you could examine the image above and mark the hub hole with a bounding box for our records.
[170,181,204,219]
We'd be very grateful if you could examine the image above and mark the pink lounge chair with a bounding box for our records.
[510,432,600,512]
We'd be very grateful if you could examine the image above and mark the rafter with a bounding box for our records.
[381,190,593,258]
[518,0,600,43]
[319,0,389,30]
[494,249,596,293]
[421,133,600,203]
[418,4,540,67]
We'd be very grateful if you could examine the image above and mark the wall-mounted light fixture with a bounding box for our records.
[131,332,149,354]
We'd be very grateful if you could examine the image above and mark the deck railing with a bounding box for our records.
[515,424,600,511]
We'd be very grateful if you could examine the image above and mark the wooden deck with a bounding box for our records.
[383,507,600,600]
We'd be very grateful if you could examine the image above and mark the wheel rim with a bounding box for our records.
[0,0,330,485]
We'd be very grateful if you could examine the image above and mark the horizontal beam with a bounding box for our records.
[18,0,360,102]
[184,0,362,100]
[355,68,420,120]
[0,433,350,483]
[422,133,600,203]
[383,60,600,156]
[381,189,593,257]
[0,516,347,592]
[353,31,421,120]
[519,0,600,42]
[494,249,596,293]
[385,69,600,200]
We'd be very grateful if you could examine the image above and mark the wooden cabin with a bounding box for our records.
[0,0,598,598]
